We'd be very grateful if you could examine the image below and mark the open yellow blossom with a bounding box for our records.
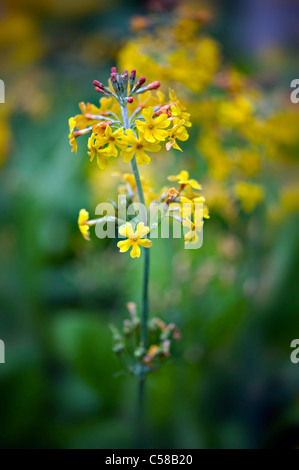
[183,208,205,244]
[88,133,110,170]
[117,222,152,258]
[78,209,90,241]
[94,124,124,157]
[121,129,161,165]
[74,102,102,130]
[170,104,192,128]
[166,118,189,151]
[178,196,209,219]
[68,117,78,153]
[168,89,191,127]
[168,171,202,190]
[136,106,170,142]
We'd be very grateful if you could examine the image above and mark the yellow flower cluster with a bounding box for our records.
[70,68,197,258]
[68,86,190,169]
[166,171,210,243]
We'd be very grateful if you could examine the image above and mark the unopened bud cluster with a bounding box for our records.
[93,66,160,105]
[110,302,181,375]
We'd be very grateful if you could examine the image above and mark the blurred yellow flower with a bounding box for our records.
[68,117,78,153]
[234,181,265,213]
[168,170,202,190]
[117,222,152,258]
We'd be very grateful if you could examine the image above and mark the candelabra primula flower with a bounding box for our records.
[168,89,192,128]
[74,102,103,130]
[182,205,208,244]
[168,171,202,190]
[93,124,125,158]
[170,104,192,128]
[121,129,161,165]
[135,106,170,142]
[88,133,110,170]
[178,196,208,218]
[78,209,91,241]
[117,222,152,258]
[166,118,189,151]
[68,117,78,153]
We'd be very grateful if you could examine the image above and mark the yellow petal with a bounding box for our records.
[138,239,152,248]
[117,239,132,252]
[142,107,154,123]
[126,222,135,239]
[78,208,89,225]
[79,224,90,241]
[130,243,141,258]
[118,224,127,237]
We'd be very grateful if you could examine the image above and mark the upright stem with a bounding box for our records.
[121,103,150,446]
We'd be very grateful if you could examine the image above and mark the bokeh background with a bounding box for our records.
[0,0,298,449]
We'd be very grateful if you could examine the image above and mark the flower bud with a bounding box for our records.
[127,97,134,103]
[111,66,117,73]
[146,81,160,91]
[110,72,117,83]
[95,86,107,94]
[129,69,136,91]
[130,69,136,82]
[132,76,146,93]
[138,76,146,86]
[93,80,104,89]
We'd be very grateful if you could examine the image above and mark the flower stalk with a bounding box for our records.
[121,102,149,444]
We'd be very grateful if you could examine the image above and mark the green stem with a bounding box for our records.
[121,104,150,446]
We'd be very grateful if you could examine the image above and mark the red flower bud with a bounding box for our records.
[93,80,105,90]
[111,66,117,73]
[127,97,134,103]
[130,69,136,81]
[110,72,117,83]
[138,76,146,86]
[95,86,107,94]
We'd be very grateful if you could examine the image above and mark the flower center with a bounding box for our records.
[148,125,154,130]
[136,144,143,150]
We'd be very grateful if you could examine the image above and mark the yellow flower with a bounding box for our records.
[88,133,110,170]
[219,96,253,128]
[183,208,205,244]
[166,118,189,151]
[170,104,192,127]
[168,171,202,190]
[94,124,124,157]
[74,102,102,130]
[168,89,192,127]
[135,106,170,142]
[78,209,90,241]
[121,129,161,165]
[178,196,209,219]
[68,117,78,153]
[234,181,265,213]
[117,222,152,258]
